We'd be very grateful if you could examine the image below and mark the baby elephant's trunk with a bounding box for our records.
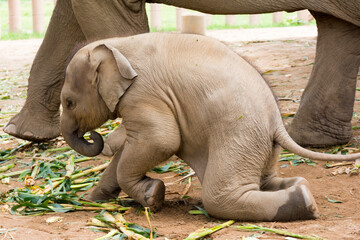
[60,118,104,157]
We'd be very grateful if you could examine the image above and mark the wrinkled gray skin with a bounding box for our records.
[4,0,360,148]
[61,33,360,221]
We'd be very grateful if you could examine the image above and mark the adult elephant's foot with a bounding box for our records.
[288,114,352,147]
[287,12,360,147]
[4,106,60,142]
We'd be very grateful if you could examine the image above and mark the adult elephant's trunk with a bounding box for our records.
[61,118,104,157]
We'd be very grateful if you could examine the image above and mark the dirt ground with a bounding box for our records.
[0,33,360,240]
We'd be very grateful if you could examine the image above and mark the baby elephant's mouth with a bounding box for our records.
[77,129,86,138]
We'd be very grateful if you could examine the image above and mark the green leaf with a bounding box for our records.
[151,161,174,173]
[192,205,210,219]
[325,196,342,203]
[125,223,157,238]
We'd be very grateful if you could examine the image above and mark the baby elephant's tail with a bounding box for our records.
[274,126,360,161]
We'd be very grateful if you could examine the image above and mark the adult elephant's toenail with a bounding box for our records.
[4,124,16,134]
[23,131,34,138]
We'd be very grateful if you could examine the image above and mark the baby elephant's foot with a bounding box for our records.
[142,179,165,212]
[87,186,121,201]
[275,185,319,221]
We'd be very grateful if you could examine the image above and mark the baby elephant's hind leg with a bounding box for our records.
[202,156,318,221]
[261,175,311,191]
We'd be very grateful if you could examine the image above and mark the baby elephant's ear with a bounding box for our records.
[91,44,138,112]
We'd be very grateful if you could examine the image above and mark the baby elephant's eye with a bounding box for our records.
[66,98,76,110]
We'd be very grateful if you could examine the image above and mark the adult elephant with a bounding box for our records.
[4,0,360,147]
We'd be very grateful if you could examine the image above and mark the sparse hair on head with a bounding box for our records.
[64,41,90,79]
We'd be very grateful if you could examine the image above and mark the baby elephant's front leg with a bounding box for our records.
[88,147,124,201]
[102,124,127,156]
[116,106,180,211]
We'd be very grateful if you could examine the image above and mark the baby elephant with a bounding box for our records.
[60,32,360,221]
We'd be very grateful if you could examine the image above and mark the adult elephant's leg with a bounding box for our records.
[5,0,149,142]
[288,12,360,147]
[71,0,149,40]
[4,0,86,141]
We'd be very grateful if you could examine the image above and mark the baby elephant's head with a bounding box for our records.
[60,42,137,156]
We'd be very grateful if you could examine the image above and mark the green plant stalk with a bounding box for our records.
[45,163,108,184]
[73,177,100,184]
[113,213,150,240]
[65,156,75,179]
[184,220,235,240]
[0,169,31,179]
[44,179,64,193]
[144,207,153,240]
[0,163,15,173]
[45,147,72,152]
[189,210,205,215]
[70,182,95,189]
[95,229,120,240]
[70,162,109,180]
[0,143,30,160]
[88,217,112,228]
[236,224,325,240]
[60,204,129,212]
[280,153,295,158]
[30,161,40,179]
[74,157,96,163]
[77,201,126,209]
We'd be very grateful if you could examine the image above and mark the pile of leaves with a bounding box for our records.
[0,131,154,239]
[0,130,191,239]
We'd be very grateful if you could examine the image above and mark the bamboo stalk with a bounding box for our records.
[30,160,40,179]
[113,213,150,240]
[70,162,109,180]
[44,163,108,191]
[181,177,192,198]
[43,180,64,193]
[94,229,120,240]
[0,142,31,160]
[236,224,325,240]
[0,163,15,173]
[45,147,72,152]
[0,169,31,179]
[184,220,235,240]
[144,207,153,240]
[65,156,75,179]
[74,157,96,163]
[60,204,129,212]
[326,162,354,168]
[70,182,95,189]
[88,217,112,228]
[72,177,100,184]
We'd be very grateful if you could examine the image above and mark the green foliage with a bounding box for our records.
[237,224,325,240]
[125,223,157,238]
[279,153,315,167]
[151,160,190,175]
